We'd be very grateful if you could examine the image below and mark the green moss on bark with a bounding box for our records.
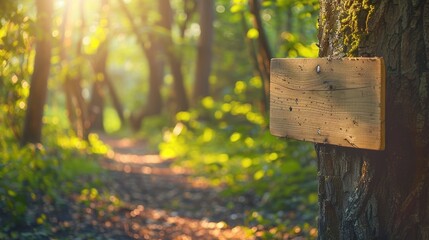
[339,0,375,55]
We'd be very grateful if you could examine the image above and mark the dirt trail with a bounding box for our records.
[95,135,253,239]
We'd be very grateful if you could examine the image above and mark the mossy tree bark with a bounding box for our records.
[317,0,429,239]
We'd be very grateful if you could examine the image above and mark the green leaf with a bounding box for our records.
[254,170,265,180]
[7,190,16,197]
[262,1,273,7]
[176,111,191,122]
[246,28,259,39]
[202,96,215,109]
[230,132,241,142]
[241,158,252,168]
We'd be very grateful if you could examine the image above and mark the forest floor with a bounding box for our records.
[64,134,256,239]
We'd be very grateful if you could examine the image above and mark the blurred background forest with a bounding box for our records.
[0,0,320,238]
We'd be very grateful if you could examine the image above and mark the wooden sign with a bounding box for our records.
[270,58,385,150]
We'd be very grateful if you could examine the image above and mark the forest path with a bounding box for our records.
[92,134,252,239]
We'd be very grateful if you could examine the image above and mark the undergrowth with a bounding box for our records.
[156,77,319,239]
[0,113,110,239]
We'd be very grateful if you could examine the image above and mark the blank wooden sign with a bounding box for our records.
[270,58,385,150]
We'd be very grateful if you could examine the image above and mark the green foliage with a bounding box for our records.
[160,76,318,236]
[0,115,108,236]
[0,2,35,138]
[103,107,122,133]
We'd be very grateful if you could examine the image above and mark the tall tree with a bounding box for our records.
[118,0,165,130]
[98,0,126,131]
[193,0,214,101]
[88,0,125,131]
[158,0,189,112]
[130,34,165,130]
[21,0,53,145]
[316,0,429,239]
[61,0,89,139]
[88,41,108,131]
[249,0,272,113]
[178,0,197,38]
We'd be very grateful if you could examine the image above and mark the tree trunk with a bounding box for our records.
[88,42,107,132]
[63,76,88,138]
[179,0,197,38]
[316,0,429,239]
[159,0,189,112]
[130,38,165,130]
[249,0,272,113]
[118,0,165,130]
[105,71,125,125]
[240,11,267,114]
[88,0,113,132]
[99,1,125,129]
[21,0,53,145]
[60,0,89,139]
[193,0,214,101]
[59,0,74,130]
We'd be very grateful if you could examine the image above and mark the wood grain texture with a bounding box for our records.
[270,58,385,150]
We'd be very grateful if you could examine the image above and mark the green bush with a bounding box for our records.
[0,115,108,235]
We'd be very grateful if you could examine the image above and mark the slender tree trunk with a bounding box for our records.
[70,75,88,138]
[316,0,429,239]
[249,0,272,113]
[240,11,267,113]
[179,0,197,38]
[144,39,164,117]
[58,0,76,133]
[159,0,189,112]
[99,0,125,128]
[88,0,115,132]
[88,82,105,131]
[60,0,89,139]
[105,72,125,125]
[167,51,188,112]
[88,41,107,131]
[75,0,90,138]
[118,0,164,130]
[129,34,165,130]
[21,0,53,145]
[193,0,214,101]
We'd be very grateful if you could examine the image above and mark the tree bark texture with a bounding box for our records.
[193,0,214,101]
[21,0,53,145]
[317,0,429,239]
